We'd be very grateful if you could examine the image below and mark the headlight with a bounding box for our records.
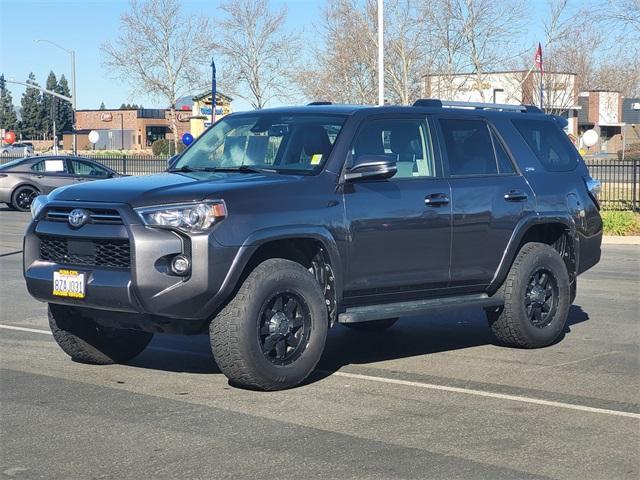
[134,200,227,233]
[30,195,49,219]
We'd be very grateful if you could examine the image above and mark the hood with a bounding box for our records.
[49,171,302,207]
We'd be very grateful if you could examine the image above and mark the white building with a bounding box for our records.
[423,71,580,136]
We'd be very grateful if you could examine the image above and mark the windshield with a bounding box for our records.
[174,113,346,173]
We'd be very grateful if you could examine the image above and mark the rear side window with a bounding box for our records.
[32,159,68,173]
[439,118,498,176]
[512,119,578,172]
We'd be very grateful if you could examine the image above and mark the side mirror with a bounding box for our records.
[344,155,397,182]
[166,155,180,170]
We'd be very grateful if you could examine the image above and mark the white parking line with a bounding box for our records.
[2,323,639,419]
[0,325,53,335]
[330,371,640,419]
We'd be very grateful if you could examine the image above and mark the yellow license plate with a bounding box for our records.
[53,269,86,299]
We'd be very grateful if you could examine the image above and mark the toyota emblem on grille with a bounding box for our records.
[68,209,89,228]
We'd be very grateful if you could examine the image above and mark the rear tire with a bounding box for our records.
[210,258,328,391]
[48,304,153,364]
[343,318,398,332]
[487,242,570,348]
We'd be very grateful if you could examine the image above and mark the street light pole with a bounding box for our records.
[34,39,77,155]
[377,0,384,106]
[70,49,77,155]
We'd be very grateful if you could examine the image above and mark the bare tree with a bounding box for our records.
[424,0,527,100]
[101,0,213,151]
[298,0,429,105]
[214,0,299,109]
[296,0,377,104]
[383,0,430,104]
[540,0,639,97]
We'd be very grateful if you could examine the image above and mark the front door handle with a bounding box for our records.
[504,190,528,202]
[425,193,449,207]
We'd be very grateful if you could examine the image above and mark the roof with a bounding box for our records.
[424,70,577,78]
[192,90,234,103]
[229,102,548,119]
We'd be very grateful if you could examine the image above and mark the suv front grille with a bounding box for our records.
[39,235,131,268]
[44,207,123,225]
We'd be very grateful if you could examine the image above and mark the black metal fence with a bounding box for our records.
[585,159,639,211]
[1,153,638,211]
[88,154,169,176]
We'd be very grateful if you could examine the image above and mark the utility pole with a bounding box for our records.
[34,39,77,154]
[377,0,384,106]
[119,113,124,150]
[211,58,217,122]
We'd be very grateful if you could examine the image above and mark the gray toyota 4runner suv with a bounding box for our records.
[23,100,602,390]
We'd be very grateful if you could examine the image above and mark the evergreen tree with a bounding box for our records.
[19,73,43,139]
[99,101,106,110]
[56,75,73,133]
[0,74,18,132]
[42,71,58,139]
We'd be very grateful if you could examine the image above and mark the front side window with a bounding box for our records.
[351,118,436,178]
[512,119,578,172]
[70,160,110,176]
[439,118,498,176]
[175,114,346,173]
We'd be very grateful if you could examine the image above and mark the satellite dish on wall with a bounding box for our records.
[582,129,598,147]
[88,130,100,144]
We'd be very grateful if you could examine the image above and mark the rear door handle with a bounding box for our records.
[425,193,449,207]
[504,190,528,202]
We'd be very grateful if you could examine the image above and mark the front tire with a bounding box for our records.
[11,185,38,212]
[210,258,328,391]
[343,318,398,332]
[487,242,570,348]
[48,304,153,364]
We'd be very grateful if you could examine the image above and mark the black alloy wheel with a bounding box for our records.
[12,186,38,212]
[525,268,559,329]
[258,291,311,365]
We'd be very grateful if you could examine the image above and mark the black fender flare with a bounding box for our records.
[214,225,343,308]
[487,212,577,294]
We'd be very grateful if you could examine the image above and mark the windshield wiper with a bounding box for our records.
[210,165,278,174]
[168,166,218,173]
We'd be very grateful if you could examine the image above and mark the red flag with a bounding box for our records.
[534,43,544,73]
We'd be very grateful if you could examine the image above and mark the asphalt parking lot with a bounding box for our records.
[0,207,638,480]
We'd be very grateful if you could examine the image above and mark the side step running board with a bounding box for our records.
[338,293,504,324]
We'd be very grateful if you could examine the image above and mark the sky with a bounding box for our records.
[0,0,582,113]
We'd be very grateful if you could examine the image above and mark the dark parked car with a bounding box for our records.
[0,156,120,211]
[23,100,602,390]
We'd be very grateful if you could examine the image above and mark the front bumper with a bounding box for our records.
[23,201,240,321]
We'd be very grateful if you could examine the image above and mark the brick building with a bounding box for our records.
[578,91,640,154]
[64,108,192,151]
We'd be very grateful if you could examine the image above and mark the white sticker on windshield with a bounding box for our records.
[44,160,65,172]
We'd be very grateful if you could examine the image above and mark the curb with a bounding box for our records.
[602,236,640,245]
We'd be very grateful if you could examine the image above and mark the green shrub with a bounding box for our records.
[151,138,185,156]
[601,210,640,236]
[617,142,640,161]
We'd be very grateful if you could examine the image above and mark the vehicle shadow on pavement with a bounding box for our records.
[124,305,590,386]
[310,305,591,384]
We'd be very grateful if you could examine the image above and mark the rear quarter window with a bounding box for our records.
[512,119,578,172]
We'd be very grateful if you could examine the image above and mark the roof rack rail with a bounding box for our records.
[307,101,333,106]
[413,99,540,113]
